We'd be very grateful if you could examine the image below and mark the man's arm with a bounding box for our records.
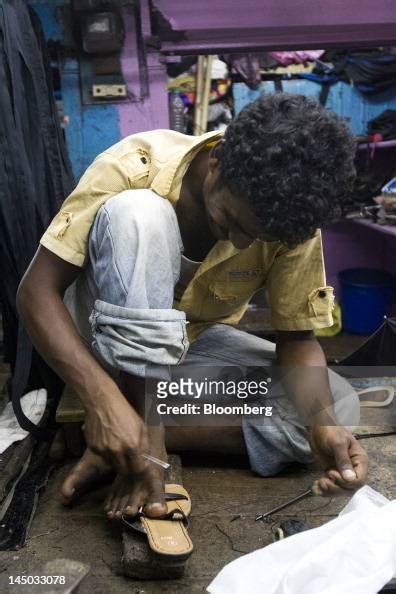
[17,246,148,475]
[276,330,368,496]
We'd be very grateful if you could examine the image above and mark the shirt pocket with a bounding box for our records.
[210,281,239,308]
[308,286,335,317]
[50,210,73,239]
[120,149,150,186]
[208,275,264,315]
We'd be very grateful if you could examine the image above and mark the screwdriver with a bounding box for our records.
[255,487,314,522]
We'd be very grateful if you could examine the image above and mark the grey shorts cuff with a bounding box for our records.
[242,415,314,477]
[89,299,189,377]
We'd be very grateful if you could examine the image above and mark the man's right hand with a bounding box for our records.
[17,247,151,477]
[83,389,149,476]
[309,425,368,496]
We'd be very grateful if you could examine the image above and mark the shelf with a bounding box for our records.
[357,139,396,150]
[352,217,396,238]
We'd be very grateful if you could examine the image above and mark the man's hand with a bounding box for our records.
[17,247,151,477]
[308,425,368,496]
[83,389,149,476]
[276,332,369,496]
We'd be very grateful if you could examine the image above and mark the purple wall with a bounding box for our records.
[322,221,396,298]
[118,4,169,137]
[153,0,396,53]
[153,0,396,30]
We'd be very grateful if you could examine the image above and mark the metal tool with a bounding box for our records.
[355,431,396,440]
[255,488,313,522]
[142,453,170,470]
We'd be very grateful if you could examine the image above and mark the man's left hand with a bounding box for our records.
[308,426,369,496]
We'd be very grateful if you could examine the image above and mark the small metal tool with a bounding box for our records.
[255,488,313,522]
[355,431,396,440]
[142,453,170,470]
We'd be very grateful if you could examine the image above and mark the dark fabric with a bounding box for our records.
[343,145,396,212]
[222,53,261,89]
[274,78,283,93]
[368,109,396,140]
[339,318,396,366]
[318,82,331,106]
[345,53,396,94]
[0,0,74,436]
[320,49,396,95]
[0,441,53,550]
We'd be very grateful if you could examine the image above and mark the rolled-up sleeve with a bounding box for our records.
[40,153,142,267]
[266,231,334,331]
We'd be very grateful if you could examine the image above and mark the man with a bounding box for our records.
[17,93,368,522]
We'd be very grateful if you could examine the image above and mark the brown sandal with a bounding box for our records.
[121,484,193,562]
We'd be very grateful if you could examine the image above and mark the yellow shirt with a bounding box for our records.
[40,129,334,341]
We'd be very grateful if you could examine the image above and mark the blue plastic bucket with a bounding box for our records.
[339,268,394,335]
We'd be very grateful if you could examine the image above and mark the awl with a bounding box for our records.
[255,487,313,522]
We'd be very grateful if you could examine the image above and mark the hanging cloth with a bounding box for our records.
[0,0,74,438]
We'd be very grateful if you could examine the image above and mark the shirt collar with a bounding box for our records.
[150,130,224,204]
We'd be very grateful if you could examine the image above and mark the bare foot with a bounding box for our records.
[61,448,112,505]
[105,425,168,520]
[104,468,167,520]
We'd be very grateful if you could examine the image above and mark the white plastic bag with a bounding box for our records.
[208,486,396,594]
[0,389,47,453]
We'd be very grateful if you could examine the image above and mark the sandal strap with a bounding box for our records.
[121,489,190,532]
[122,499,190,530]
[164,492,188,501]
[156,506,190,527]
[121,515,145,532]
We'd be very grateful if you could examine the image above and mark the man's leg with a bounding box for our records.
[162,324,360,477]
[166,426,247,455]
[160,324,275,463]
[61,189,187,518]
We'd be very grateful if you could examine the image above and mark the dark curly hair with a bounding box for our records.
[217,93,356,246]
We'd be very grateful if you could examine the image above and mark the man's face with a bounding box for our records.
[203,164,277,249]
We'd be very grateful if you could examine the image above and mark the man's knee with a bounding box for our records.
[98,189,178,240]
[90,189,182,270]
[243,419,313,477]
[88,188,183,310]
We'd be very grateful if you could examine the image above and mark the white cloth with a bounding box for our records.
[0,389,47,453]
[207,486,396,594]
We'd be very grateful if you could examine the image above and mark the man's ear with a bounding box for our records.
[208,137,225,170]
[208,147,220,173]
[208,156,219,173]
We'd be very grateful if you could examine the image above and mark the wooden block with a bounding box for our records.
[56,385,85,424]
[63,423,85,458]
[121,454,189,580]
[49,428,67,462]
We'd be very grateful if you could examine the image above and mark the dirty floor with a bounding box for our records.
[0,429,394,593]
[0,335,395,593]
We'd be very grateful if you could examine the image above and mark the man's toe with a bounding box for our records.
[124,503,139,517]
[60,475,76,503]
[144,493,167,517]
